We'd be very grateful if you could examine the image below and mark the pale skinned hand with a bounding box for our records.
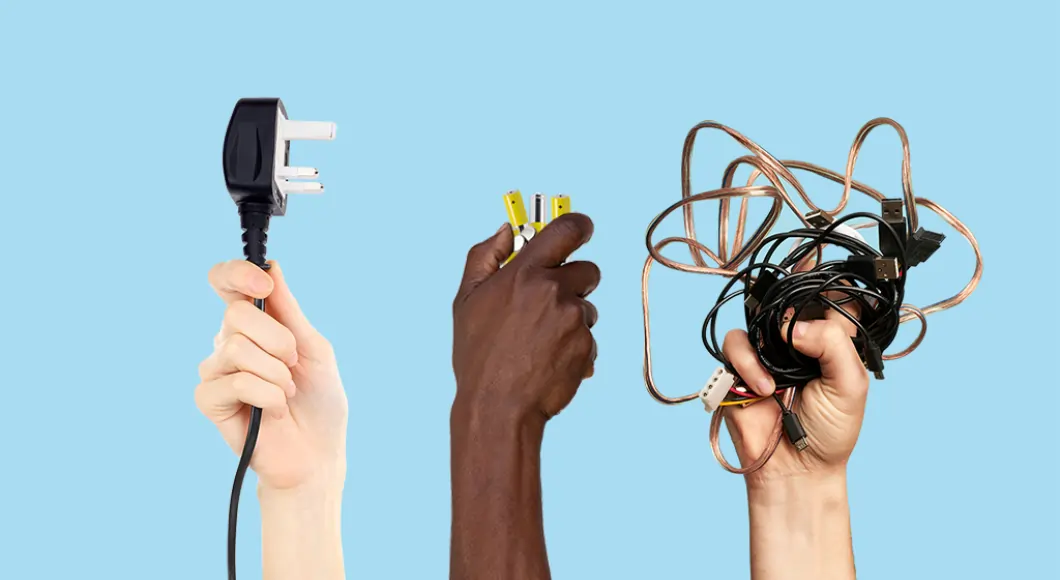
[195,260,348,491]
[723,295,868,484]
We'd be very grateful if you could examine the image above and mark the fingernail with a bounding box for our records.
[755,378,775,396]
[794,321,809,338]
[288,352,299,367]
[496,223,510,235]
[286,380,297,397]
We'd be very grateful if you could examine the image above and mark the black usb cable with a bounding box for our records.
[221,97,336,580]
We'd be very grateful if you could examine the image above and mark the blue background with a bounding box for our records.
[1,1,1056,578]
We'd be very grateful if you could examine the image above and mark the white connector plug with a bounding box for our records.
[273,110,337,198]
[699,367,736,413]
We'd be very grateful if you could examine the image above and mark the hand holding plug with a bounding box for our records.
[216,97,339,580]
[196,260,348,491]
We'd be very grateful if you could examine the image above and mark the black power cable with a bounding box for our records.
[227,204,271,580]
[221,98,335,580]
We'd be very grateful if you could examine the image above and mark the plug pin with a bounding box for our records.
[277,166,319,179]
[280,119,337,141]
[280,181,324,194]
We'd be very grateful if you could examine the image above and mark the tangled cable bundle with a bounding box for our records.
[641,119,983,474]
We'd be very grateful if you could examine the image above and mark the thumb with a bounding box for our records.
[457,223,513,302]
[263,261,320,348]
[785,319,868,399]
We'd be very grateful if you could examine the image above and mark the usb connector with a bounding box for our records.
[845,255,900,282]
[781,412,809,451]
[874,257,899,281]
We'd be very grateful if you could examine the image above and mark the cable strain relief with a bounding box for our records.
[238,202,272,269]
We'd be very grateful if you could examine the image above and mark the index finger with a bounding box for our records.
[207,260,275,304]
[514,213,594,268]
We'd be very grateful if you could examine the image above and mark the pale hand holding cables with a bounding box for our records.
[641,119,983,474]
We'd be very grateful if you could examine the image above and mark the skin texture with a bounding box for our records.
[196,260,348,580]
[724,296,866,579]
[450,214,600,580]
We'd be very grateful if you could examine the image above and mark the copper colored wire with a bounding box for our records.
[709,388,795,475]
[642,119,983,473]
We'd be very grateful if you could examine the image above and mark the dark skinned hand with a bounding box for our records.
[452,213,600,422]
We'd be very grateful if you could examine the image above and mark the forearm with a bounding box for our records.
[259,469,346,580]
[746,470,855,580]
[450,396,550,580]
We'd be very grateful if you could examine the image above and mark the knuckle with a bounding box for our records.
[278,327,298,359]
[558,212,593,236]
[193,382,208,411]
[465,241,487,264]
[222,300,249,327]
[540,277,562,299]
[276,363,294,384]
[219,333,245,358]
[197,358,212,381]
[553,217,582,241]
[572,331,594,358]
[209,260,240,289]
[207,263,223,287]
[559,299,580,316]
[820,321,849,344]
[230,372,255,394]
[559,301,583,325]
[583,301,598,325]
[315,336,336,360]
[513,264,535,284]
[583,261,602,282]
[723,329,747,351]
[585,262,602,286]
[302,332,334,360]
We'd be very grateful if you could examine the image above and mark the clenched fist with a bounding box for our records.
[452,214,600,422]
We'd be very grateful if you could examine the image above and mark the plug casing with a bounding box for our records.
[223,98,335,217]
[223,98,290,216]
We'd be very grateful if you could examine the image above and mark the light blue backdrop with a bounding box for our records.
[0,1,1056,578]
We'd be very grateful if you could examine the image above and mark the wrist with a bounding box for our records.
[452,386,547,442]
[746,465,848,505]
[258,460,347,503]
[746,468,855,580]
[259,472,345,580]
[450,386,550,580]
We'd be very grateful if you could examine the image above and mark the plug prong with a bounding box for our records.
[277,166,319,179]
[280,120,337,141]
[280,181,324,194]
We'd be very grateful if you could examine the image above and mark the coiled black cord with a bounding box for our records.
[228,203,271,580]
[701,212,907,400]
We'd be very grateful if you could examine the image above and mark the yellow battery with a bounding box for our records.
[504,190,529,228]
[551,194,570,220]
